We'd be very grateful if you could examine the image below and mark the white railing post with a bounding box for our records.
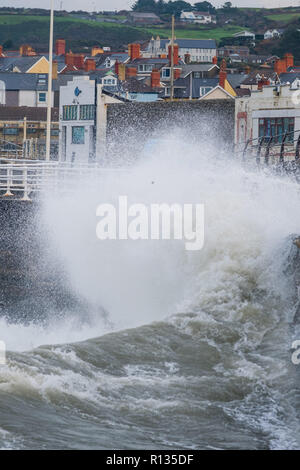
[3,166,14,197]
[21,167,31,201]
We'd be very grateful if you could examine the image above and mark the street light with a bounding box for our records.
[46,0,54,161]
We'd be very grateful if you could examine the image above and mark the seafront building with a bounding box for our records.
[59,76,125,162]
[0,32,299,161]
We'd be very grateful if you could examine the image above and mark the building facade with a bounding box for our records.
[180,11,216,24]
[235,83,300,153]
[59,75,124,162]
[0,72,54,107]
[145,38,217,63]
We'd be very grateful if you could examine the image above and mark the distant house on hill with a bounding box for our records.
[233,31,255,40]
[264,29,284,40]
[127,12,162,25]
[180,11,216,24]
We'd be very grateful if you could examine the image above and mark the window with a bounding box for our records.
[259,117,294,143]
[63,105,78,121]
[38,74,47,84]
[38,92,46,102]
[138,64,153,73]
[3,127,19,135]
[103,78,115,85]
[80,105,95,120]
[72,126,85,144]
[162,68,170,78]
[200,87,213,96]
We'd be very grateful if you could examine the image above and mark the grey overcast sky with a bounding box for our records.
[0,1,299,11]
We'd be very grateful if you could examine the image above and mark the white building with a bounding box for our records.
[0,72,54,107]
[59,75,123,162]
[180,11,216,24]
[233,31,255,39]
[145,37,217,63]
[264,29,284,40]
[235,83,300,152]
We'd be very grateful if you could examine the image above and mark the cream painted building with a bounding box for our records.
[235,83,300,151]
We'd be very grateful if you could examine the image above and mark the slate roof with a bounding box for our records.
[173,76,219,99]
[235,88,251,97]
[0,56,45,73]
[181,63,219,77]
[121,77,157,94]
[95,53,129,67]
[130,57,169,65]
[279,72,300,84]
[227,73,249,89]
[241,70,278,85]
[160,39,217,49]
[0,72,52,91]
[0,106,59,121]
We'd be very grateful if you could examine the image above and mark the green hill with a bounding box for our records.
[0,6,299,52]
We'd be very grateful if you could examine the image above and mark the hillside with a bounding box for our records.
[0,6,299,53]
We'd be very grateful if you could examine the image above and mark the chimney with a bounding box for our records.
[118,63,126,81]
[284,52,294,69]
[73,54,85,69]
[219,59,227,89]
[0,46,3,56]
[151,69,160,88]
[20,44,36,56]
[174,68,181,80]
[126,67,137,78]
[128,43,140,61]
[91,46,103,57]
[257,78,270,90]
[52,60,58,79]
[212,56,217,65]
[55,39,66,56]
[184,53,191,64]
[168,44,179,66]
[85,58,96,72]
[274,58,287,75]
[65,52,74,66]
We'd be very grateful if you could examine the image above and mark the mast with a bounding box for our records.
[170,14,175,101]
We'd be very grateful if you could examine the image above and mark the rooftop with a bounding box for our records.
[0,106,58,121]
[160,38,217,49]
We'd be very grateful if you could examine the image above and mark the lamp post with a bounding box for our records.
[170,15,175,102]
[46,0,54,161]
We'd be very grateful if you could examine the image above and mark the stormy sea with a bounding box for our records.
[0,138,300,450]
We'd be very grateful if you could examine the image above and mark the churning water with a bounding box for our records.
[0,137,300,449]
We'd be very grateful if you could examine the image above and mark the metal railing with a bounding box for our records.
[0,139,24,160]
[0,159,128,201]
[235,129,300,166]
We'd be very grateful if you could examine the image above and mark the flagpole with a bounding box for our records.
[46,0,54,161]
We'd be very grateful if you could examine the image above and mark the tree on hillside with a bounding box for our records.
[272,26,300,61]
[132,0,193,17]
[132,0,157,12]
[193,2,216,13]
[222,1,232,9]
[167,1,193,16]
